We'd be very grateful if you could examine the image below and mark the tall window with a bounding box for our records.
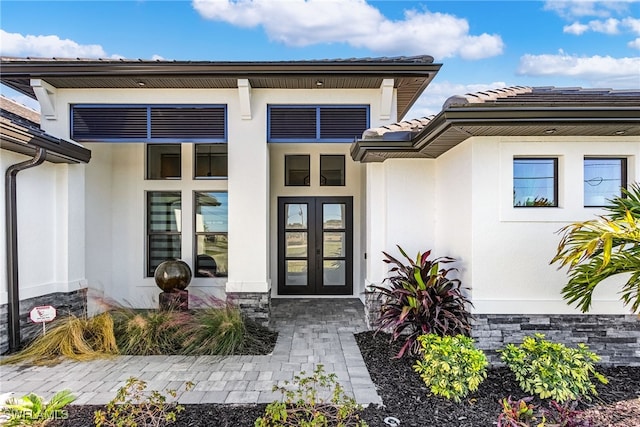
[194,192,228,277]
[584,158,627,207]
[147,192,181,276]
[513,158,558,207]
[195,144,228,178]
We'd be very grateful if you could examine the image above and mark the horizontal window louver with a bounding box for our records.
[270,108,317,139]
[71,105,226,142]
[72,107,147,140]
[151,107,225,139]
[320,107,368,140]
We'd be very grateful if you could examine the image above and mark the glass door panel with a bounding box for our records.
[278,197,352,295]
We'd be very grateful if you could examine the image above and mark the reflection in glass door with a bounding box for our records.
[278,197,353,295]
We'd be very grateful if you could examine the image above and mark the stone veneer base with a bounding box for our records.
[226,291,271,326]
[0,289,87,355]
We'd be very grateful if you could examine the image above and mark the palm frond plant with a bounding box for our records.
[369,245,472,358]
[551,183,640,313]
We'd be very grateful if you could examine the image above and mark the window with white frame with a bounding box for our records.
[584,157,627,207]
[513,158,558,207]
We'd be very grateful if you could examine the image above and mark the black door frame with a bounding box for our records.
[277,196,353,295]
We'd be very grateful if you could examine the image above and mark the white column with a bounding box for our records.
[226,111,270,294]
[364,162,387,287]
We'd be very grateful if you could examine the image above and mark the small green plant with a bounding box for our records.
[413,333,488,403]
[94,377,194,427]
[255,364,367,427]
[497,397,591,427]
[370,245,472,358]
[497,396,539,427]
[1,390,75,426]
[542,400,591,427]
[499,334,607,402]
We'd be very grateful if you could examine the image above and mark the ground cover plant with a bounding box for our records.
[369,245,472,358]
[499,333,608,402]
[255,364,367,427]
[94,377,194,427]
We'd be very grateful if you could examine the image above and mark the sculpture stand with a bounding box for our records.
[159,290,189,311]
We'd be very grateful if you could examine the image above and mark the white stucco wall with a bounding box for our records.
[364,135,639,315]
[365,159,436,287]
[0,149,87,305]
[34,85,388,305]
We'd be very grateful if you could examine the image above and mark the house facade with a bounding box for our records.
[1,57,639,363]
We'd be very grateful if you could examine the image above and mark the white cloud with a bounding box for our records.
[0,29,109,58]
[544,1,637,19]
[564,22,590,34]
[518,51,640,88]
[405,81,509,119]
[589,17,621,34]
[629,37,640,49]
[623,17,640,34]
[192,0,504,60]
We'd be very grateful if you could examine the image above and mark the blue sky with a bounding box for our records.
[1,0,639,118]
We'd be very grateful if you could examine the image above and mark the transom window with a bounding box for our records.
[320,155,345,186]
[285,155,310,186]
[268,105,369,142]
[513,158,558,207]
[194,192,228,277]
[147,144,181,179]
[584,157,627,207]
[195,144,228,179]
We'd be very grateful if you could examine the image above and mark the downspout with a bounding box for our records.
[5,147,47,353]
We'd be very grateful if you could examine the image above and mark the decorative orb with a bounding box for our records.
[154,260,192,292]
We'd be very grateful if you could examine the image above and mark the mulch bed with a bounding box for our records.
[49,331,640,426]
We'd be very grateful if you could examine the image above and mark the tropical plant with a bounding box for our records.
[499,334,607,402]
[369,245,472,358]
[1,390,75,426]
[0,313,118,365]
[413,334,488,403]
[255,364,367,427]
[551,182,640,313]
[497,396,539,427]
[541,400,591,427]
[94,377,194,427]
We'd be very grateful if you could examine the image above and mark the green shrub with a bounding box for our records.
[413,333,488,403]
[179,304,246,356]
[499,333,607,402]
[94,377,194,427]
[1,390,75,426]
[255,364,367,427]
[111,308,189,355]
[370,245,472,358]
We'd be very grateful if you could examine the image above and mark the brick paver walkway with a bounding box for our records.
[0,298,382,406]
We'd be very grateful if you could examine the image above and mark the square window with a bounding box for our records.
[320,155,345,186]
[285,155,310,186]
[513,158,558,207]
[584,158,627,207]
[195,144,228,178]
[147,144,181,179]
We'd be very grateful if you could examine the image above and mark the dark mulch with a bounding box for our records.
[50,331,640,427]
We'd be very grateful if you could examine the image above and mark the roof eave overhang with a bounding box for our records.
[352,106,640,162]
[0,121,91,164]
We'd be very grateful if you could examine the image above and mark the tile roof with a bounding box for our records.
[362,86,640,140]
[0,95,40,124]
